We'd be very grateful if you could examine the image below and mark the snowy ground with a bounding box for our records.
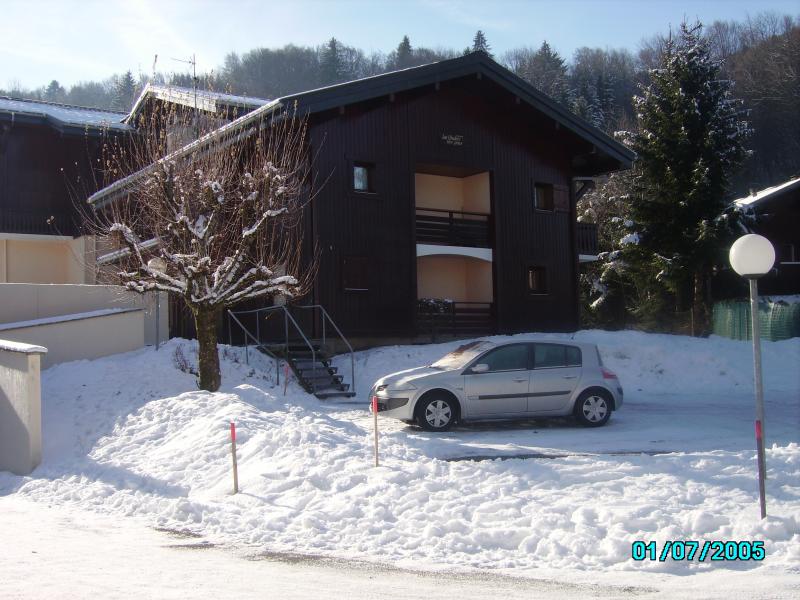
[1,330,798,597]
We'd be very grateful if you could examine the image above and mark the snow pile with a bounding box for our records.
[1,333,798,580]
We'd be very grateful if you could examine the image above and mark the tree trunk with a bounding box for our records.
[691,269,710,337]
[194,306,221,392]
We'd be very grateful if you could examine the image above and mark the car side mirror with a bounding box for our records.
[471,363,489,374]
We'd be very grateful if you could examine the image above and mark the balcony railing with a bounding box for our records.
[0,210,77,236]
[415,207,491,248]
[576,222,598,256]
[417,300,495,340]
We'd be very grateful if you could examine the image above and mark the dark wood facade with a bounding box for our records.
[0,121,106,237]
[303,73,622,338]
[740,181,800,295]
[87,53,633,343]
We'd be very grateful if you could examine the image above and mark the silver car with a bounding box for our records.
[370,339,623,431]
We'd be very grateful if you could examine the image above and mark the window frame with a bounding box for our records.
[352,160,377,194]
[465,343,531,374]
[779,243,797,264]
[531,343,583,370]
[341,255,370,293]
[527,265,549,295]
[533,181,555,212]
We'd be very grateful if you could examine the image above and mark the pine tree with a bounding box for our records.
[43,80,66,103]
[618,22,751,335]
[320,38,343,85]
[523,42,572,107]
[111,71,137,111]
[472,30,492,56]
[395,36,413,69]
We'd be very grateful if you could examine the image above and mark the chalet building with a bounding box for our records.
[0,97,128,284]
[734,177,800,295]
[89,52,634,342]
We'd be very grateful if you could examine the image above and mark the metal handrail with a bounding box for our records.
[227,304,355,395]
[227,310,281,383]
[294,304,355,394]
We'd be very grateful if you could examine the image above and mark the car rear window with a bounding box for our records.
[533,344,582,368]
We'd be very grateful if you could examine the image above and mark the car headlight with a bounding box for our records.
[388,382,417,392]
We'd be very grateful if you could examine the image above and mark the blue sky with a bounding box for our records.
[1,0,797,89]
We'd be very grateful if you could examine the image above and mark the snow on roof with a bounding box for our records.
[0,97,129,132]
[733,176,800,208]
[0,308,141,332]
[88,98,283,207]
[126,83,269,121]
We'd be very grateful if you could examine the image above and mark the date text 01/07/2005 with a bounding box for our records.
[631,540,765,562]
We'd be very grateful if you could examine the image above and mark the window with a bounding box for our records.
[342,256,369,292]
[475,344,529,372]
[534,182,554,211]
[353,162,375,193]
[534,344,582,369]
[527,266,548,294]
[780,243,796,264]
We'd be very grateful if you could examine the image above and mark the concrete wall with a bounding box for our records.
[0,340,45,475]
[0,309,144,368]
[0,234,97,285]
[417,255,493,302]
[0,283,168,348]
[414,172,491,214]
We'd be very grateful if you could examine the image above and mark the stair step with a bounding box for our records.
[295,364,337,374]
[315,391,357,399]
[312,383,350,393]
[289,351,330,359]
[305,374,344,384]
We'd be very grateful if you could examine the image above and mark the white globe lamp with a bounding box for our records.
[729,234,775,278]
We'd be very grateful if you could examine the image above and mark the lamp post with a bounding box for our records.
[729,233,775,520]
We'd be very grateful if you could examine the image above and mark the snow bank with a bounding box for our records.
[0,332,798,581]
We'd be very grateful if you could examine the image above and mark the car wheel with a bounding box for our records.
[574,390,612,427]
[415,395,456,432]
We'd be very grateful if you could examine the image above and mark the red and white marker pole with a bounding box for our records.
[371,395,379,467]
[230,421,239,494]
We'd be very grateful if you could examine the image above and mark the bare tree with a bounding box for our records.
[90,103,313,391]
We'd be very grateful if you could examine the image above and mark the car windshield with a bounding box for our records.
[430,341,495,370]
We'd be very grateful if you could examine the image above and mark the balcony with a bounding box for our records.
[417,300,495,338]
[577,222,598,258]
[415,207,491,248]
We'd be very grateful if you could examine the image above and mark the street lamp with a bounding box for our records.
[729,233,775,520]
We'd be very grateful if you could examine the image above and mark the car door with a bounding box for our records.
[528,344,582,413]
[463,344,531,417]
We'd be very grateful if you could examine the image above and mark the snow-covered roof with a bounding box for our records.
[733,176,800,209]
[88,98,283,207]
[126,83,269,122]
[0,97,129,133]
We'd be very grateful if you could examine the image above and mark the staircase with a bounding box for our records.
[227,305,356,400]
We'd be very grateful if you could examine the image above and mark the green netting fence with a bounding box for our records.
[712,298,800,341]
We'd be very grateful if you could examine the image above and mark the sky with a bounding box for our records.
[1,0,797,89]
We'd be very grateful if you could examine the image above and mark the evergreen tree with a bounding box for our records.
[43,80,66,103]
[472,30,492,56]
[395,35,413,69]
[519,41,572,107]
[111,71,137,111]
[617,22,750,335]
[320,38,344,85]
